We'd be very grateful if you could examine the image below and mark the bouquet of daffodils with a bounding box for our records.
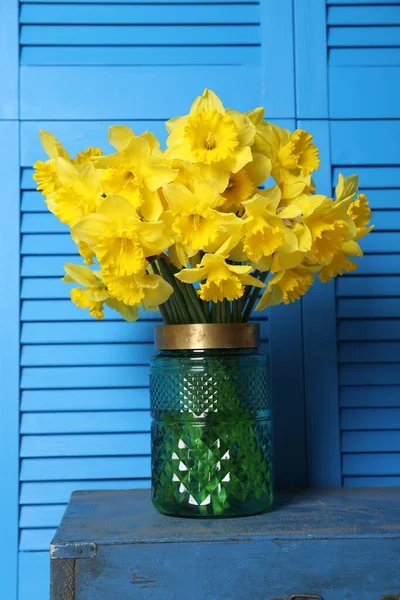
[34,89,372,324]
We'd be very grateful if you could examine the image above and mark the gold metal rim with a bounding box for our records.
[154,323,260,350]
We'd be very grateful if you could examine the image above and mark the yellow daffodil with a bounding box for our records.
[37,94,373,323]
[293,191,356,265]
[241,187,299,269]
[72,195,172,276]
[33,130,102,197]
[318,245,359,283]
[256,265,317,310]
[45,157,102,227]
[103,269,173,307]
[176,254,265,302]
[94,135,177,221]
[348,192,373,240]
[165,89,255,191]
[162,179,237,256]
[318,177,373,282]
[63,263,109,319]
[247,110,319,186]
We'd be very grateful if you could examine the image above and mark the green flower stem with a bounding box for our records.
[169,264,208,324]
[237,297,243,323]
[232,299,239,323]
[221,300,227,324]
[224,300,232,323]
[211,302,217,322]
[241,271,268,322]
[152,261,173,324]
[157,259,191,324]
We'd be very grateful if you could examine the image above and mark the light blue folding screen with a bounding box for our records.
[295,0,400,487]
[1,0,399,598]
[0,1,308,599]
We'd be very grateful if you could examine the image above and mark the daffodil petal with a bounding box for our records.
[108,125,135,150]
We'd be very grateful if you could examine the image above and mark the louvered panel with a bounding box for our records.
[341,386,400,408]
[21,388,151,410]
[20,3,258,23]
[328,3,400,117]
[333,120,400,482]
[20,433,150,457]
[20,1,260,67]
[19,479,150,504]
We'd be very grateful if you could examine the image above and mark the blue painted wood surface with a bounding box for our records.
[49,489,400,600]
[300,120,341,487]
[0,121,20,600]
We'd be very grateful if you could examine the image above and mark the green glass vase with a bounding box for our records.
[150,324,273,518]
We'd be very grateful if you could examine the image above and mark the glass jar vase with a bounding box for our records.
[150,323,273,518]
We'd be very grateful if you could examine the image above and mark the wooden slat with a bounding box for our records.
[21,191,44,212]
[342,430,400,453]
[360,190,400,211]
[20,342,155,366]
[353,254,400,274]
[328,6,400,25]
[21,300,161,322]
[20,479,150,505]
[21,410,151,434]
[344,476,400,487]
[20,4,260,24]
[340,364,400,386]
[339,342,400,364]
[341,408,400,431]
[338,299,400,319]
[328,26,400,48]
[333,167,400,189]
[342,453,400,476]
[20,66,261,119]
[21,321,155,343]
[21,213,67,234]
[21,299,124,321]
[20,432,150,457]
[20,24,260,47]
[331,120,400,166]
[341,386,400,408]
[330,48,400,68]
[21,45,260,67]
[294,0,328,119]
[19,504,64,528]
[21,0,257,3]
[19,529,55,551]
[20,456,151,480]
[21,168,36,190]
[337,276,400,298]
[330,67,400,118]
[21,234,76,255]
[21,277,72,299]
[361,233,400,254]
[21,388,150,411]
[338,320,400,342]
[20,365,149,389]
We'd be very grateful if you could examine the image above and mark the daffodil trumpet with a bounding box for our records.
[34,90,373,324]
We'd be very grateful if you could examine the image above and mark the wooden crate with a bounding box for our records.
[50,488,400,599]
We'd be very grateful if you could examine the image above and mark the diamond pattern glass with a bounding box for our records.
[150,348,273,517]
